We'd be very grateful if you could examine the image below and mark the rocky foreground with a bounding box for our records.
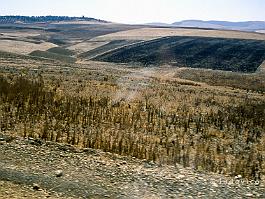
[0,133,264,199]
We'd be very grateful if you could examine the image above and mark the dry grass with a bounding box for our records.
[0,40,57,55]
[176,67,265,92]
[1,62,264,181]
[257,61,265,73]
[0,32,41,38]
[93,27,265,41]
[67,41,109,54]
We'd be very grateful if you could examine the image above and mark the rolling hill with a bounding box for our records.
[93,36,265,73]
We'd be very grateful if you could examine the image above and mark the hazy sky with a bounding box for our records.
[1,0,264,24]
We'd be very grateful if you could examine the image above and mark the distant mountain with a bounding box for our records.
[145,22,172,27]
[0,16,108,24]
[172,20,265,31]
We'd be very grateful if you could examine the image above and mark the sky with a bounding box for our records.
[0,0,264,24]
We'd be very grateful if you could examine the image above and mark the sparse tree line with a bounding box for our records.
[0,74,264,180]
[0,16,106,24]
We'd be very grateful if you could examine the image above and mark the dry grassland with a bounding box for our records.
[92,27,265,41]
[0,40,57,55]
[67,41,109,53]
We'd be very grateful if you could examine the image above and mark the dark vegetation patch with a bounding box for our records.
[79,40,141,59]
[47,36,68,45]
[94,36,265,73]
[0,25,44,31]
[0,16,107,24]
[47,47,74,56]
[0,51,31,59]
[0,50,55,62]
[0,37,42,44]
[177,69,265,92]
[29,50,76,63]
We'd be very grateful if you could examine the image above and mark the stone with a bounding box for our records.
[245,193,253,197]
[33,183,41,191]
[212,182,219,188]
[176,174,185,179]
[144,161,156,168]
[235,175,242,179]
[55,170,63,177]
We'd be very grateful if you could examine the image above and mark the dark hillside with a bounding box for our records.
[79,40,141,59]
[94,36,265,73]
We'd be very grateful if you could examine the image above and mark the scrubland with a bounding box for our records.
[0,62,264,181]
[0,23,265,184]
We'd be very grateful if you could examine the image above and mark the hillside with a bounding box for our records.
[93,36,265,73]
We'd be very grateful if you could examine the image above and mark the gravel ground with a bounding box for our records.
[0,134,264,199]
[0,180,74,199]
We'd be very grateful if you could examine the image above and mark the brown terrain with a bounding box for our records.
[0,20,265,198]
